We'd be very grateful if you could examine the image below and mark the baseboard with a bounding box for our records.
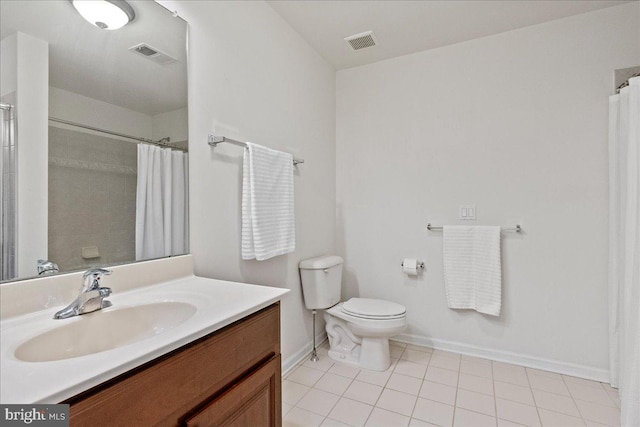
[394,333,610,383]
[282,332,328,377]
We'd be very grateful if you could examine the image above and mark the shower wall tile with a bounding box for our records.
[48,126,137,272]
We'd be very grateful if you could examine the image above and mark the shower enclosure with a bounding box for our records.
[0,102,16,281]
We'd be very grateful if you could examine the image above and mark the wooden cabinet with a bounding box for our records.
[65,303,282,427]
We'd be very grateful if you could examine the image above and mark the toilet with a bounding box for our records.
[299,255,407,371]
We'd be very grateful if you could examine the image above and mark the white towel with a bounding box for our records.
[443,226,502,316]
[241,142,295,261]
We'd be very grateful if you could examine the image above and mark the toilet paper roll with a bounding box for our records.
[402,258,419,276]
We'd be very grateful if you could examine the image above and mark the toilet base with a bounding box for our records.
[327,337,391,371]
[324,312,394,371]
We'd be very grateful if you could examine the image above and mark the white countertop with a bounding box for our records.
[0,275,289,403]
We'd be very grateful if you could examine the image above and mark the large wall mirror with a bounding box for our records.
[0,1,188,283]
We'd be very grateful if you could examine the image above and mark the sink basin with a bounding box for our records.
[14,302,197,362]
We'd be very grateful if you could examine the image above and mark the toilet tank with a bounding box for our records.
[298,255,343,310]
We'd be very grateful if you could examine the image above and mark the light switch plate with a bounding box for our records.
[459,205,476,220]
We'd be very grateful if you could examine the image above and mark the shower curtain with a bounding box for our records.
[0,105,16,281]
[135,144,189,261]
[608,76,639,426]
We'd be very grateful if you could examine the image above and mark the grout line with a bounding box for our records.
[524,366,544,426]
[492,361,498,427]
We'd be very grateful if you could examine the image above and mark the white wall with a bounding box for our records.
[50,87,153,140]
[152,107,188,144]
[336,3,640,378]
[156,0,336,368]
[1,32,49,278]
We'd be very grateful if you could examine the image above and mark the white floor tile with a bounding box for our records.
[419,381,458,406]
[365,407,411,427]
[329,362,361,379]
[406,344,432,352]
[456,389,496,417]
[391,345,406,358]
[356,368,393,387]
[321,418,352,427]
[430,354,461,372]
[496,398,541,426]
[412,398,454,426]
[389,339,407,348]
[425,366,459,387]
[566,381,616,407]
[432,350,460,360]
[315,372,353,396]
[497,418,528,427]
[410,418,441,427]
[395,360,429,379]
[538,409,586,427]
[297,388,341,417]
[387,373,423,396]
[304,355,335,372]
[288,365,326,387]
[283,402,293,417]
[377,388,418,417]
[284,407,325,427]
[401,349,432,365]
[283,380,310,405]
[494,381,535,405]
[562,375,604,389]
[527,373,570,396]
[460,360,493,379]
[575,399,621,426]
[525,368,562,380]
[328,397,374,427]
[461,355,492,365]
[453,408,497,427]
[283,343,622,427]
[532,389,580,417]
[493,364,529,387]
[458,373,494,395]
[344,380,384,405]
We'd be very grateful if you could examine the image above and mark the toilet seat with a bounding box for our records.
[342,298,406,320]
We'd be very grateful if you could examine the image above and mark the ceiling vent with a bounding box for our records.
[344,31,377,51]
[129,43,178,66]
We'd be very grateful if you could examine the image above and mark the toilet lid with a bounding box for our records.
[342,298,406,319]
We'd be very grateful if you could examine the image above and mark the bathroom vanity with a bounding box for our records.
[67,303,281,426]
[0,255,288,426]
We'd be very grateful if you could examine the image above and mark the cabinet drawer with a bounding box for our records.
[68,303,280,427]
[184,355,281,427]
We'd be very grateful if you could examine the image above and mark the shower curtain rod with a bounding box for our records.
[48,117,187,152]
[616,72,640,93]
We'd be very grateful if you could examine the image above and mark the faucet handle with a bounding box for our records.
[81,268,112,291]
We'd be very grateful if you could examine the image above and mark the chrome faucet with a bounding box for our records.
[53,268,113,320]
[37,259,59,276]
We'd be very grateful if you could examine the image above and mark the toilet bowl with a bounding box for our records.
[299,255,408,371]
[324,298,407,371]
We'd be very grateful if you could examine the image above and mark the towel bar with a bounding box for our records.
[208,135,304,166]
[427,223,522,233]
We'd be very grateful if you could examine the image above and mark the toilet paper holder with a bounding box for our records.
[401,260,425,270]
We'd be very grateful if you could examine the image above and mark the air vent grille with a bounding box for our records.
[129,43,178,66]
[345,31,377,51]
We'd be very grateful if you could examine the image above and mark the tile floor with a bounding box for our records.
[282,341,621,427]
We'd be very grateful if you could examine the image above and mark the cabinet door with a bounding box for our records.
[185,355,281,427]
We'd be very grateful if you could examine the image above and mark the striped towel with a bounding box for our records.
[443,226,502,316]
[241,142,295,261]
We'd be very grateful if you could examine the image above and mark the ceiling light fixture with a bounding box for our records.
[70,0,135,30]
